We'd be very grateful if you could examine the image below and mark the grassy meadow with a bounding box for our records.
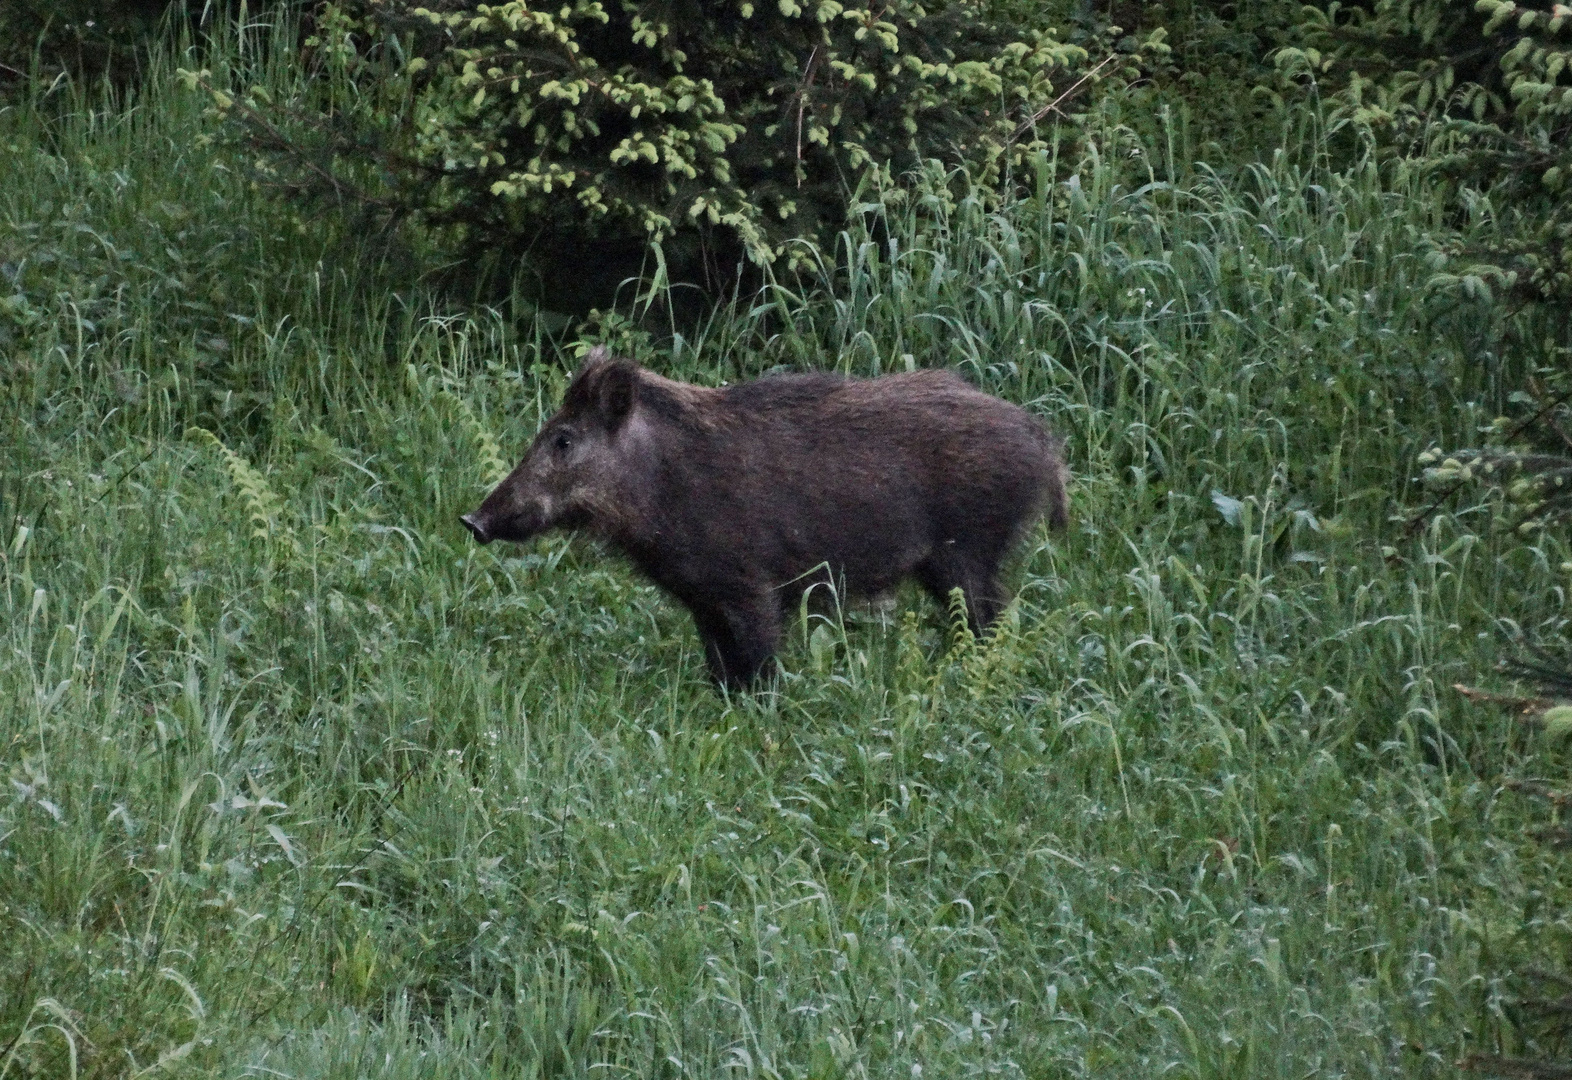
[2,24,1570,1080]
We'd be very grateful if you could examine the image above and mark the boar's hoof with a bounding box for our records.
[460,513,493,544]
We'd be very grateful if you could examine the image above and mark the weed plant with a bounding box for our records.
[1,18,1569,1080]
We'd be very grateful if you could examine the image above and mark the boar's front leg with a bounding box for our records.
[688,592,781,689]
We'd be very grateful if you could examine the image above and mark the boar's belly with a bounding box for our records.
[766,502,932,597]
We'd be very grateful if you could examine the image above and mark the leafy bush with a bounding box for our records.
[1277,14,1572,1078]
[1312,2,1572,562]
[1275,0,1572,304]
[1043,0,1302,156]
[1455,645,1572,1080]
[188,0,1100,296]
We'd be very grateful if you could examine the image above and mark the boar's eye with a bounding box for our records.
[552,431,573,454]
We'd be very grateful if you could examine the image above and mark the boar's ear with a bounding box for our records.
[592,359,639,432]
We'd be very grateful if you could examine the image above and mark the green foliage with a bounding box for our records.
[1417,358,1572,538]
[1275,0,1572,304]
[4,11,1572,1080]
[1455,647,1572,1078]
[191,0,1098,283]
[438,383,513,487]
[186,426,304,559]
[1277,0,1572,567]
[1048,1,1301,157]
[1270,13,1572,1078]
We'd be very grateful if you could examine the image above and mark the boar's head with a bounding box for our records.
[460,352,639,545]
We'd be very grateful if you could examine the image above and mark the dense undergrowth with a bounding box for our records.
[2,20,1571,1080]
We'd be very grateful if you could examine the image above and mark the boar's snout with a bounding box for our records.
[460,512,493,545]
[460,493,552,545]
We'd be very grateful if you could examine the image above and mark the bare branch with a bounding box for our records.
[1008,53,1117,145]
[1459,1053,1572,1080]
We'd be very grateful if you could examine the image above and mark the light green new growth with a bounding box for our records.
[186,426,303,558]
[438,392,513,489]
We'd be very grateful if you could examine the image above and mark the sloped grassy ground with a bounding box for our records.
[2,37,1569,1080]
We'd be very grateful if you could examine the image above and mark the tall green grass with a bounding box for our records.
[2,16,1568,1079]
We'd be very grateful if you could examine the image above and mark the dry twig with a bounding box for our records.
[1460,1055,1572,1080]
[1007,53,1117,144]
[1453,683,1552,715]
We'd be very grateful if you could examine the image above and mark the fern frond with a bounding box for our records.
[946,586,977,657]
[185,427,302,557]
[439,392,512,488]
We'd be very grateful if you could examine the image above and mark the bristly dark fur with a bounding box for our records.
[462,352,1071,690]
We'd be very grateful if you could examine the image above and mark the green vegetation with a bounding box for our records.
[1275,0,1572,305]
[188,0,1101,297]
[2,8,1570,1080]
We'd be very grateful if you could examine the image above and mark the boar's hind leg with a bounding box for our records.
[914,551,1006,635]
[690,594,781,689]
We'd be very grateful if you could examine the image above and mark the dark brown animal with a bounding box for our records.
[461,349,1069,688]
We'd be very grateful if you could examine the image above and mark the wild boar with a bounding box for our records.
[461,348,1069,688]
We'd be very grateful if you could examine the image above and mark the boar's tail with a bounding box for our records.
[1043,434,1070,531]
